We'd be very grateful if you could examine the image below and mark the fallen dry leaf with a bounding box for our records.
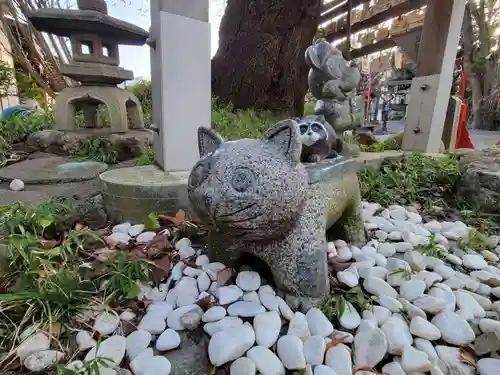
[325,335,350,351]
[217,268,234,286]
[150,255,172,285]
[159,210,186,227]
[459,347,477,368]
[75,223,89,232]
[40,238,61,249]
[94,247,117,262]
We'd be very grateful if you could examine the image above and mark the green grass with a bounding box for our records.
[0,110,54,144]
[0,200,152,357]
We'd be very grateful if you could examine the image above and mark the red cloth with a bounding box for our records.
[455,103,474,149]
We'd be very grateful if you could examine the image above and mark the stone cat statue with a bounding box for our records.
[296,114,343,163]
[187,119,331,311]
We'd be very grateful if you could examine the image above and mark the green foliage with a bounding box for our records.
[135,145,155,166]
[0,110,54,144]
[100,253,150,301]
[0,200,71,237]
[359,153,462,209]
[415,234,447,260]
[73,137,118,164]
[320,286,373,321]
[211,98,279,140]
[127,80,152,127]
[361,136,401,152]
[459,229,490,251]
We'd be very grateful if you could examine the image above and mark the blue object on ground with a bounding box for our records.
[0,105,33,120]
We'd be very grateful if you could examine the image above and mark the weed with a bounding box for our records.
[415,235,447,260]
[320,286,373,321]
[100,253,151,301]
[49,345,114,374]
[0,201,71,237]
[73,137,118,164]
[459,229,490,251]
[390,267,413,280]
[0,110,54,143]
[135,145,155,166]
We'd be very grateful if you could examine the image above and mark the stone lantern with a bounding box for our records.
[26,0,153,158]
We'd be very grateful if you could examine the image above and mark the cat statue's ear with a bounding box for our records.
[314,114,326,123]
[262,119,302,163]
[197,127,224,158]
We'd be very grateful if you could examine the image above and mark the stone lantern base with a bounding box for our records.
[26,128,154,162]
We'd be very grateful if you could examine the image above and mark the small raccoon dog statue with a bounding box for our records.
[295,115,343,163]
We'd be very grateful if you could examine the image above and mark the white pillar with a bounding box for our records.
[150,0,211,172]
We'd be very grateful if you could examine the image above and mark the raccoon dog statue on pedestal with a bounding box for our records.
[296,115,343,163]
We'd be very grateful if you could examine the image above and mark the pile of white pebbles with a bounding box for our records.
[13,201,500,375]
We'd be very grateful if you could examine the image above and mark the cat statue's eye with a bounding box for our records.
[298,124,308,135]
[231,167,255,193]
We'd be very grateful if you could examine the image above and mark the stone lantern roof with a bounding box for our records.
[26,0,149,46]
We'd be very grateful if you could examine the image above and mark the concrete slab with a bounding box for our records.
[0,156,108,184]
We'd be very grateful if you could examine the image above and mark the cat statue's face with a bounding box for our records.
[187,119,308,240]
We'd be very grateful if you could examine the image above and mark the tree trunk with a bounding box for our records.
[211,0,322,116]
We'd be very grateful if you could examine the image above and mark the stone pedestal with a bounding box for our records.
[150,0,211,172]
[99,165,192,223]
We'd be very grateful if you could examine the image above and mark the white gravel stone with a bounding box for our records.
[401,345,432,373]
[315,365,338,375]
[253,310,281,348]
[156,328,181,351]
[167,305,203,331]
[339,301,361,329]
[203,316,243,336]
[126,330,151,360]
[337,271,359,287]
[372,306,392,326]
[129,224,145,236]
[431,311,476,345]
[363,277,398,298]
[414,338,438,362]
[413,295,446,314]
[381,315,412,355]
[306,308,334,337]
[455,290,485,318]
[147,301,173,319]
[84,335,126,366]
[378,242,396,257]
[303,335,326,365]
[288,312,311,342]
[227,301,266,317]
[137,312,166,334]
[24,350,64,372]
[277,296,294,321]
[208,323,255,366]
[195,255,210,267]
[230,357,256,375]
[276,335,306,370]
[246,346,285,375]
[243,291,260,303]
[197,272,211,292]
[463,254,488,270]
[409,316,441,340]
[136,231,155,244]
[76,331,96,351]
[202,306,227,323]
[217,285,244,305]
[260,292,279,311]
[175,277,199,306]
[338,246,353,261]
[379,296,403,312]
[400,280,426,302]
[236,271,261,291]
[477,358,500,375]
[16,333,50,361]
[178,246,196,260]
[354,327,387,368]
[325,344,353,375]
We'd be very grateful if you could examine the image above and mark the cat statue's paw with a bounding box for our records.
[306,154,322,163]
[284,293,324,313]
